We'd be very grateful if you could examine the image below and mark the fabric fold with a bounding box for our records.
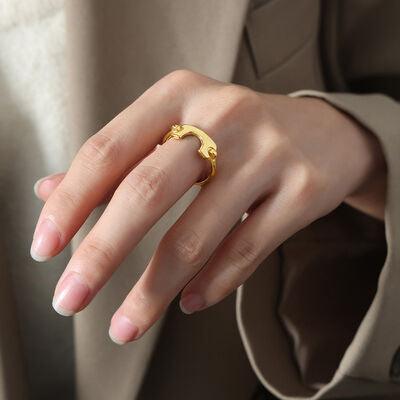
[236,91,400,399]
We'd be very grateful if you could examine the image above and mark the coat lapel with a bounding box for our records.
[65,1,250,399]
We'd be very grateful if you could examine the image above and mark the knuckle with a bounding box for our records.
[121,290,155,329]
[81,237,116,270]
[163,69,201,86]
[290,163,322,205]
[128,289,152,314]
[212,278,238,302]
[123,165,168,207]
[220,85,260,114]
[78,133,120,171]
[156,69,204,96]
[208,85,261,131]
[162,228,207,269]
[223,84,255,101]
[52,186,79,211]
[149,69,203,103]
[226,238,260,274]
[260,135,290,166]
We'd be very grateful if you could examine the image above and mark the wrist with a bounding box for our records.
[336,108,387,219]
[305,96,387,219]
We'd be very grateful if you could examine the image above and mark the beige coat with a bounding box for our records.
[1,0,399,399]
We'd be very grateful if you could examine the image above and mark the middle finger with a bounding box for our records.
[51,134,206,316]
[108,161,265,343]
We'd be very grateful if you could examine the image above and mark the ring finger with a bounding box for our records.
[51,133,207,316]
[108,154,276,343]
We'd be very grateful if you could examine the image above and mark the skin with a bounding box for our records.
[30,70,387,344]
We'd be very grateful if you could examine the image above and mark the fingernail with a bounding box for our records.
[52,272,90,316]
[30,217,61,262]
[33,178,43,198]
[33,177,55,199]
[180,294,204,315]
[109,314,139,345]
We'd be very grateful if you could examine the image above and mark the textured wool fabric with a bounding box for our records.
[0,1,74,398]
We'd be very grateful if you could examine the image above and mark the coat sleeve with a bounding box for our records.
[236,90,400,399]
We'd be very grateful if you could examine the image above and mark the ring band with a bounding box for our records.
[161,124,218,186]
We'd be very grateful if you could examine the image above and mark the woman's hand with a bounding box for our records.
[31,70,386,344]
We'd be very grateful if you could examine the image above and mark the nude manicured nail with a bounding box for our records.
[109,314,139,345]
[33,178,53,199]
[33,174,63,200]
[30,217,61,262]
[33,178,43,198]
[52,273,90,316]
[180,294,205,315]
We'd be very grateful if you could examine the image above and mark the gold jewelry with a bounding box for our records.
[162,124,217,186]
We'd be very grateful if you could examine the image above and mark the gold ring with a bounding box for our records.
[161,124,217,186]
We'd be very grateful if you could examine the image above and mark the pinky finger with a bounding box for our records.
[179,185,311,314]
[34,173,66,201]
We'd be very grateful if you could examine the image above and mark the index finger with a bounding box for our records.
[30,70,197,262]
